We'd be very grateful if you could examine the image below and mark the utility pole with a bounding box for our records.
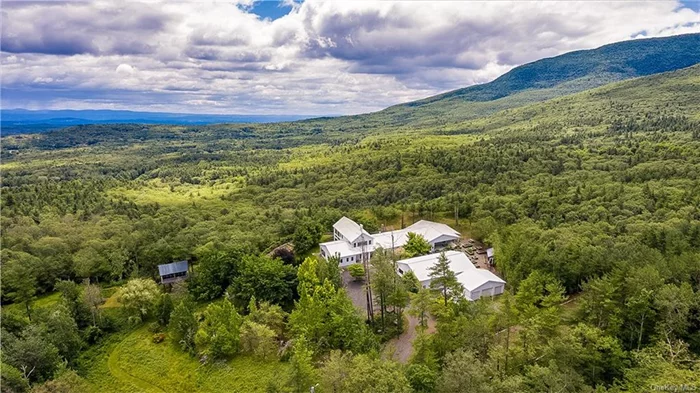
[391,232,402,331]
[361,225,374,322]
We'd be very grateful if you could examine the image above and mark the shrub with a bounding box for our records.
[348,264,365,281]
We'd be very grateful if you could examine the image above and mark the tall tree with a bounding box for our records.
[292,218,323,262]
[409,287,434,330]
[195,298,242,359]
[320,350,352,393]
[287,336,317,393]
[3,261,37,320]
[428,252,464,306]
[3,326,61,384]
[83,280,104,327]
[371,247,396,329]
[228,254,297,310]
[169,300,198,354]
[43,305,83,364]
[290,268,376,354]
[436,350,492,393]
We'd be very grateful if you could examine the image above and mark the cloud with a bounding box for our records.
[1,0,699,115]
[1,2,173,56]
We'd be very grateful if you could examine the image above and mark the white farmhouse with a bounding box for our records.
[319,216,461,267]
[396,250,506,301]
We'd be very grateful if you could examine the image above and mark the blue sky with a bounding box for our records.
[680,0,699,11]
[250,1,295,20]
[2,0,699,115]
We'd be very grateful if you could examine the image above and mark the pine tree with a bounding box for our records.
[428,252,464,306]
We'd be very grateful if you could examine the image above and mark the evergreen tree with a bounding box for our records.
[428,252,464,306]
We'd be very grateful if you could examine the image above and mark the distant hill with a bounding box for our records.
[0,109,317,135]
[363,33,700,127]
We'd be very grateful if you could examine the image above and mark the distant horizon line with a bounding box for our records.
[1,108,340,118]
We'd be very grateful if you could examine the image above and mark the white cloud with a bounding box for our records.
[1,0,699,115]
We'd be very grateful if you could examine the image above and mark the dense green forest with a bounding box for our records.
[2,60,700,392]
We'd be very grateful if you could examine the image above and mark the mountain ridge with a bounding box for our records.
[365,33,700,127]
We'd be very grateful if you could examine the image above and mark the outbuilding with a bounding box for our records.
[396,250,506,301]
[158,260,190,284]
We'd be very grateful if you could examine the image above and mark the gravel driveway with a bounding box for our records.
[341,268,435,363]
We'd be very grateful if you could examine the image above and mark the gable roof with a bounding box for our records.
[405,220,461,240]
[396,251,505,292]
[158,261,189,276]
[333,216,370,243]
[397,250,475,282]
[374,220,460,249]
[458,269,505,291]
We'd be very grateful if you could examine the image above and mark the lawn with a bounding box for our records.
[81,328,289,393]
[2,291,61,314]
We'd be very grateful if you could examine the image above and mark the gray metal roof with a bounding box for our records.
[158,261,189,276]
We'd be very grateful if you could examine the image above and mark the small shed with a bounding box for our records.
[158,260,189,284]
[486,248,494,265]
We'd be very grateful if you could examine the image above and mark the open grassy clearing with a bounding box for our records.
[81,327,289,393]
[108,179,238,207]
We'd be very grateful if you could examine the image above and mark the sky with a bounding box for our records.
[2,0,699,116]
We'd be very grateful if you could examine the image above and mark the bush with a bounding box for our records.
[1,362,29,393]
[148,322,162,333]
[83,325,104,344]
[348,264,365,281]
[240,320,278,360]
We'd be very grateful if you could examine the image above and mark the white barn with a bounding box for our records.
[319,217,461,267]
[396,250,505,301]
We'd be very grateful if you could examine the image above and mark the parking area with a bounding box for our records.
[341,268,370,314]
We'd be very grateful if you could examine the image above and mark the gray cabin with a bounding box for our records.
[158,260,189,284]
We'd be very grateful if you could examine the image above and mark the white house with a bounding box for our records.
[319,217,461,267]
[396,250,506,301]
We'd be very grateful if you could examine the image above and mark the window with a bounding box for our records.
[398,268,404,274]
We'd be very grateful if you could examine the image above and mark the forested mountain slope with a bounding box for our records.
[364,33,700,127]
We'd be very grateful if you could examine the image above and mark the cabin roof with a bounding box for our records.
[158,260,189,276]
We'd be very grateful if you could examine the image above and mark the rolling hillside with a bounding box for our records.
[364,33,700,127]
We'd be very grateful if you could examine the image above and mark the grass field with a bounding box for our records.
[80,328,289,393]
[2,291,61,314]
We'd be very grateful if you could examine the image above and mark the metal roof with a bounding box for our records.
[333,217,371,243]
[373,220,460,249]
[396,251,475,283]
[158,260,189,276]
[396,251,505,291]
